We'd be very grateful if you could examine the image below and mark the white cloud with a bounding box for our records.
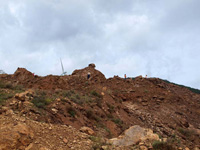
[0,0,199,89]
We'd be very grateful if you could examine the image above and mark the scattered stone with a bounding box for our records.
[139,142,144,146]
[51,108,58,114]
[158,96,165,100]
[102,145,109,150]
[63,138,68,144]
[162,138,167,142]
[56,98,61,101]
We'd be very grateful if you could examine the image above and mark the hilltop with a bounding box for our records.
[0,64,199,150]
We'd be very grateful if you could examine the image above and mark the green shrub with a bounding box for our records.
[153,140,176,150]
[104,127,112,138]
[0,93,14,105]
[62,90,74,97]
[91,90,102,98]
[86,109,100,122]
[112,118,123,125]
[67,106,76,117]
[106,113,113,119]
[96,98,102,108]
[70,95,83,105]
[89,136,105,150]
[83,95,92,103]
[32,95,53,108]
[63,91,91,105]
[178,128,194,137]
[152,140,176,150]
[0,81,24,92]
[106,103,115,113]
[0,81,7,88]
[5,83,13,89]
[13,84,24,91]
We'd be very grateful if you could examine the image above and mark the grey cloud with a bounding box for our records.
[0,0,199,89]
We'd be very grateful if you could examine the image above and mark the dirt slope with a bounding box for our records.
[0,64,200,149]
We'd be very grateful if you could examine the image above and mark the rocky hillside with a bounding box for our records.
[0,64,199,150]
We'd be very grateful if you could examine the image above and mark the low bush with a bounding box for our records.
[67,106,76,117]
[0,93,14,105]
[106,103,115,113]
[63,90,92,105]
[0,81,24,92]
[62,90,75,97]
[86,109,100,122]
[32,95,53,108]
[112,118,123,126]
[91,90,102,98]
[178,128,195,137]
[89,136,105,150]
[152,140,176,150]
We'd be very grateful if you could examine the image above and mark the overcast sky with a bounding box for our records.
[0,0,200,89]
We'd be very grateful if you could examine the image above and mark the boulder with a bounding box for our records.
[72,64,106,82]
[108,125,159,146]
[80,126,95,135]
[88,63,96,68]
[0,123,34,150]
[15,90,34,101]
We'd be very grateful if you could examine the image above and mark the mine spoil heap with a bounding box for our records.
[0,64,199,150]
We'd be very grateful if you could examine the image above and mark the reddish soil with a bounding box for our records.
[0,64,200,149]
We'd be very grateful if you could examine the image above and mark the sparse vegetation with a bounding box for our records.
[0,92,14,105]
[91,90,102,98]
[86,109,100,122]
[96,98,102,108]
[168,134,181,146]
[162,79,200,94]
[104,126,112,138]
[31,91,53,108]
[112,118,123,126]
[62,90,92,105]
[67,106,76,117]
[178,128,195,137]
[89,136,106,150]
[0,81,24,92]
[62,90,75,98]
[106,103,115,113]
[152,140,176,150]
